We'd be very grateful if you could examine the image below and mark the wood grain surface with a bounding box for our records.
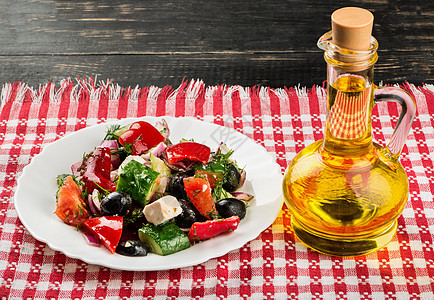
[0,0,432,88]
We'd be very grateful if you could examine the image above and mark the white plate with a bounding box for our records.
[14,117,283,271]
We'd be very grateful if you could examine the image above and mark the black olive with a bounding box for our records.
[175,199,204,228]
[117,147,129,164]
[101,191,133,216]
[222,164,242,192]
[116,240,149,256]
[215,198,246,220]
[166,172,192,199]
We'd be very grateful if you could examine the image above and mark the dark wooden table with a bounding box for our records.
[0,0,432,88]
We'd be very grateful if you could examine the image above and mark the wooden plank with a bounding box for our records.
[0,0,432,54]
[0,51,429,88]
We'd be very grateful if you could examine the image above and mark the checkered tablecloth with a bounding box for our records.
[0,78,433,299]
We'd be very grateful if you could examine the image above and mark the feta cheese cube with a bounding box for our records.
[143,195,182,225]
[118,155,148,174]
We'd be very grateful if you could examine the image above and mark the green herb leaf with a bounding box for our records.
[104,124,122,140]
[124,208,144,225]
[180,137,195,143]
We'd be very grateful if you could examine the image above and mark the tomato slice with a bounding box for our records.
[119,121,165,155]
[166,142,211,165]
[196,167,225,189]
[56,176,91,226]
[82,216,123,253]
[183,176,218,219]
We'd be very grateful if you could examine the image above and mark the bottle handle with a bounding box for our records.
[374,86,417,157]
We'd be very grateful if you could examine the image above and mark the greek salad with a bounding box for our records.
[55,119,254,256]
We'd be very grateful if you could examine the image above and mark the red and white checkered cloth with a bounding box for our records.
[0,78,433,299]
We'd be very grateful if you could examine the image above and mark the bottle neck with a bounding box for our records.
[317,31,379,158]
[322,63,375,157]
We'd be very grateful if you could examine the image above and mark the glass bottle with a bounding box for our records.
[282,7,416,256]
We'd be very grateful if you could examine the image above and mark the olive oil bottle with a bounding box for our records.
[283,7,416,256]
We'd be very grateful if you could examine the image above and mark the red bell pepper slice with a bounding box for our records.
[82,216,123,253]
[188,216,240,243]
[183,176,218,219]
[166,142,211,165]
[79,146,116,194]
[119,121,165,155]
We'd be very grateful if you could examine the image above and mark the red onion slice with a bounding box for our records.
[100,140,120,169]
[231,192,255,202]
[155,119,170,139]
[87,190,102,216]
[238,170,246,189]
[216,142,231,156]
[82,231,100,247]
[71,161,82,177]
[151,142,167,158]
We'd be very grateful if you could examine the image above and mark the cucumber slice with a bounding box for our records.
[105,123,130,141]
[212,185,233,203]
[150,153,171,177]
[116,160,159,206]
[112,124,130,139]
[138,222,191,255]
[145,176,160,203]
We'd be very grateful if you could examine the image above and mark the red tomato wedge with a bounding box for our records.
[195,170,224,189]
[188,216,240,243]
[166,142,211,165]
[183,177,218,219]
[119,121,165,155]
[82,216,123,254]
[55,176,90,226]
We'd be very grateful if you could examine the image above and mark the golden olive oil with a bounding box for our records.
[283,74,409,256]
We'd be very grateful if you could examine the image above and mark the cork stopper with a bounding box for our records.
[331,7,374,51]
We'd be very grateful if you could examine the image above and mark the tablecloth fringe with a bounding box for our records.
[1,77,433,113]
[0,77,301,106]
